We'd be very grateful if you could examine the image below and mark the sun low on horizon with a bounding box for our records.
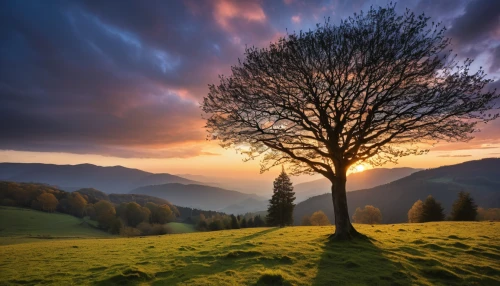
[354,165,366,173]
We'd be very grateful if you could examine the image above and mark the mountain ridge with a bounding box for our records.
[129,183,265,212]
[0,162,198,194]
[294,167,421,202]
[294,158,500,224]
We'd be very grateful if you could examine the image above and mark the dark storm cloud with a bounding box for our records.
[447,0,500,45]
[446,0,500,72]
[0,0,499,158]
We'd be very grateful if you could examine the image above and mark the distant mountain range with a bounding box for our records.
[294,167,420,202]
[0,162,267,214]
[4,159,499,219]
[294,158,500,224]
[0,163,198,194]
[130,183,266,212]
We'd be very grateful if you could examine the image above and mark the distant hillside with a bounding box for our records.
[219,197,269,215]
[0,206,110,237]
[294,167,420,201]
[130,183,262,212]
[73,188,226,220]
[0,163,198,194]
[294,158,500,224]
[74,188,178,214]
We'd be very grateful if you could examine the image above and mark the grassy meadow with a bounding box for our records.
[1,219,499,285]
[0,207,111,243]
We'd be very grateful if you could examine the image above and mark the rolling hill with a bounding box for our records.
[0,206,110,238]
[0,163,198,194]
[294,167,420,202]
[130,183,265,212]
[1,223,498,285]
[294,158,500,224]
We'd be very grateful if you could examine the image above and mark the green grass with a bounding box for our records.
[167,222,195,234]
[1,222,499,285]
[0,206,111,241]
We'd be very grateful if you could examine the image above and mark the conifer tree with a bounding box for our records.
[450,192,478,221]
[230,214,240,229]
[421,196,445,222]
[247,217,254,228]
[254,215,266,227]
[266,167,296,227]
[240,217,248,228]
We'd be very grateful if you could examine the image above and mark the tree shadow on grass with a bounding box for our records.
[234,227,280,243]
[94,227,286,285]
[313,235,414,285]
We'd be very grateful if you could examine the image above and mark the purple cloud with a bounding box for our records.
[0,0,498,158]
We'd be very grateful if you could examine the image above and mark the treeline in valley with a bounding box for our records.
[0,181,177,236]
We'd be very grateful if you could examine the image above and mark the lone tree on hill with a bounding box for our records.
[450,192,478,221]
[421,196,445,222]
[202,5,499,239]
[266,168,296,227]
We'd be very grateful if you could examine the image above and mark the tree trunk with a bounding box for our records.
[330,171,359,240]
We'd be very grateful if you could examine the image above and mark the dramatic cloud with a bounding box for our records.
[0,0,499,158]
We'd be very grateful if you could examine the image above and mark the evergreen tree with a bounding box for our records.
[450,192,478,221]
[266,167,296,227]
[247,217,254,228]
[421,196,445,222]
[254,215,265,227]
[230,214,240,229]
[240,217,248,228]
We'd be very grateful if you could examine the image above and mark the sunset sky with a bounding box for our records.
[1,0,499,183]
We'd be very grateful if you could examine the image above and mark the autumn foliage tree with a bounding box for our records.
[202,5,499,239]
[352,205,382,224]
[408,200,424,223]
[37,193,58,212]
[94,200,117,230]
[309,210,331,226]
[477,208,500,221]
[68,192,87,217]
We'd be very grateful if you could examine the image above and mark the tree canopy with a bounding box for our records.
[203,4,498,239]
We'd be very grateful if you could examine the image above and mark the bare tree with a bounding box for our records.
[202,5,498,240]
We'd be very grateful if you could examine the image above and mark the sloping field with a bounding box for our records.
[0,207,110,240]
[0,222,499,285]
[166,222,196,234]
